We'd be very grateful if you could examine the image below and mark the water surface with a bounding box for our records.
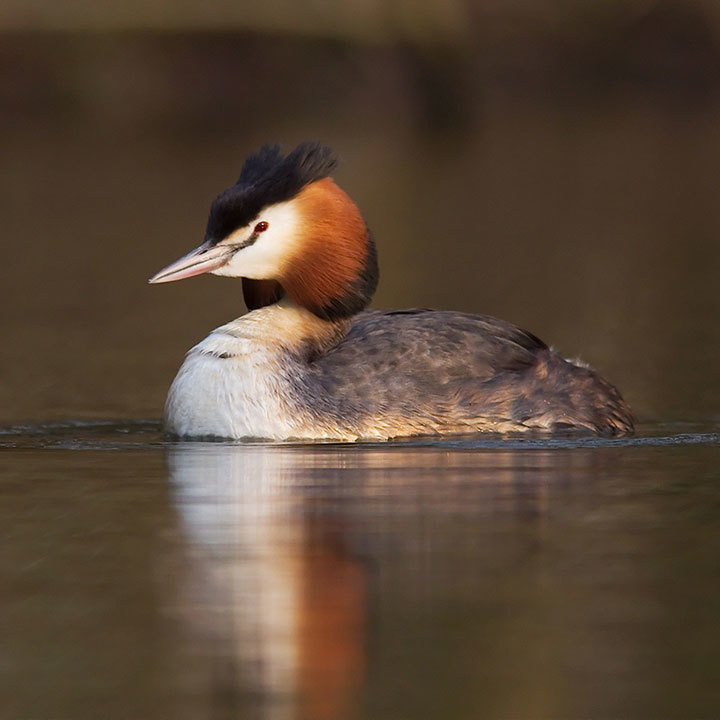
[3,422,720,719]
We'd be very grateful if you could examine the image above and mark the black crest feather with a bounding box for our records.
[205,141,339,243]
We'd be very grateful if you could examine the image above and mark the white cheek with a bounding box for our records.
[211,201,300,279]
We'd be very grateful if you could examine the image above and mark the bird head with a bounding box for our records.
[149,142,378,321]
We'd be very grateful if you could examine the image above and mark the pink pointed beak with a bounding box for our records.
[148,241,233,284]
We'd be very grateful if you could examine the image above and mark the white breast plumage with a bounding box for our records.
[163,303,359,440]
[164,316,298,439]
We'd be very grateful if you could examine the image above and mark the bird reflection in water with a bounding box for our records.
[165,442,583,719]
[167,444,368,720]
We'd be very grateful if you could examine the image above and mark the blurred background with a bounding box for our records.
[2,0,720,425]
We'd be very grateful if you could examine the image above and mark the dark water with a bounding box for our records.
[3,422,720,719]
[3,28,720,720]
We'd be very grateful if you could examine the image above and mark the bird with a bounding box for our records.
[149,141,633,440]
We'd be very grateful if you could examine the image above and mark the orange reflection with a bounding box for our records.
[167,444,368,719]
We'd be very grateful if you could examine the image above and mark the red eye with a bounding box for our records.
[254,221,269,233]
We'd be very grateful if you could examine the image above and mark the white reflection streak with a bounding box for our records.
[167,444,365,720]
[169,445,305,717]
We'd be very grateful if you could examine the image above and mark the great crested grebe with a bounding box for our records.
[149,141,633,440]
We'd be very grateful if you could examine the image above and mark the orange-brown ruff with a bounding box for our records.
[149,142,633,440]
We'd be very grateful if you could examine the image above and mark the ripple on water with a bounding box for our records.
[0,420,718,452]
